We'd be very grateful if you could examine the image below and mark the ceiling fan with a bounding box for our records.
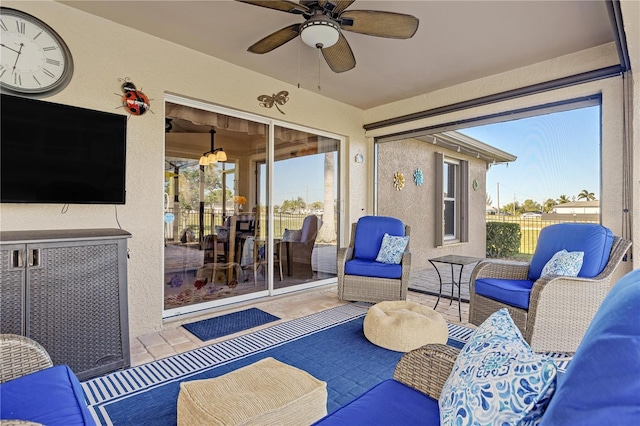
[236,0,419,73]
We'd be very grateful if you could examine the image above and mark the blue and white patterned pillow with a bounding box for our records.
[439,308,557,425]
[541,249,584,277]
[375,233,409,264]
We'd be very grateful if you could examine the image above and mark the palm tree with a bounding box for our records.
[557,194,571,204]
[543,198,557,213]
[577,189,596,201]
[317,153,337,243]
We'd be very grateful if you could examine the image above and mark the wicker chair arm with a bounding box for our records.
[471,260,530,281]
[393,343,459,400]
[398,250,412,300]
[0,334,53,383]
[337,246,353,265]
[525,274,612,352]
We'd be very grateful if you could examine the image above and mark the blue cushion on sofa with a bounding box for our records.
[313,379,440,425]
[345,258,403,279]
[353,216,405,261]
[474,278,535,309]
[528,223,613,281]
[540,269,640,425]
[0,364,95,425]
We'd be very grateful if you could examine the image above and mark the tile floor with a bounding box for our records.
[131,285,473,367]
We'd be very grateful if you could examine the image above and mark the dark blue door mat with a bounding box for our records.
[182,307,280,341]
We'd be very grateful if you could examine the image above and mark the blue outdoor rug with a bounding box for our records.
[182,307,280,341]
[82,304,569,425]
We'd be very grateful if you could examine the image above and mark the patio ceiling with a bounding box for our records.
[59,1,616,110]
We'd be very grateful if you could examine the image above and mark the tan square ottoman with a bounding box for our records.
[177,357,327,425]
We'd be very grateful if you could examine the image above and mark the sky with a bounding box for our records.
[459,105,601,208]
[272,155,333,207]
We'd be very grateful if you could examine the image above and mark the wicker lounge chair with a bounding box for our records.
[278,214,322,279]
[0,334,53,384]
[337,216,411,303]
[469,223,632,353]
[0,334,96,425]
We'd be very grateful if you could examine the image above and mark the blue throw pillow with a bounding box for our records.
[540,249,584,277]
[375,233,409,264]
[439,308,557,425]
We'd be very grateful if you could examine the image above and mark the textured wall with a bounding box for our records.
[377,138,487,271]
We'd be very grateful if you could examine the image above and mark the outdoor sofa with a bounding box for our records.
[0,334,95,425]
[315,268,640,425]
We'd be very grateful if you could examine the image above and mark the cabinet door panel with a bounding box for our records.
[27,240,125,378]
[0,244,25,335]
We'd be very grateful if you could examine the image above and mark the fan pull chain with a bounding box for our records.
[317,48,322,91]
[297,40,301,89]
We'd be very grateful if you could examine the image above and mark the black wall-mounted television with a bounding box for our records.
[1,94,127,204]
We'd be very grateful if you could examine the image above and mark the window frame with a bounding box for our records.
[435,152,469,246]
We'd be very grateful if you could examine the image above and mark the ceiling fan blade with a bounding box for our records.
[248,24,301,54]
[321,33,355,73]
[318,0,356,15]
[235,0,309,14]
[339,10,419,38]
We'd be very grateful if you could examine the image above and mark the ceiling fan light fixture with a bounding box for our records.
[300,18,340,49]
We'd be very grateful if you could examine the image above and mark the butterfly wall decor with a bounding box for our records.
[258,90,289,114]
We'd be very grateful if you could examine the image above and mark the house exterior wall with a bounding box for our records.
[376,138,487,270]
[554,207,600,215]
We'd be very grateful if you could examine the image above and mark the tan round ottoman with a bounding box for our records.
[363,301,448,352]
[177,357,327,425]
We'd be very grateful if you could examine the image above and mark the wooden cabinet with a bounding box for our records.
[0,229,131,380]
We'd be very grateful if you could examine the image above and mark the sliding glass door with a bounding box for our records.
[163,96,341,316]
[271,127,339,292]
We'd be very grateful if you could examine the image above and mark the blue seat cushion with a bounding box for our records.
[313,379,440,426]
[353,216,405,261]
[528,223,614,281]
[474,278,535,309]
[0,364,95,426]
[540,269,640,425]
[345,258,402,279]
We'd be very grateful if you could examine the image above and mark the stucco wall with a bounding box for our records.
[0,0,367,338]
[377,138,487,270]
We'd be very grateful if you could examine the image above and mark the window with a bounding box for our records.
[435,153,469,245]
[443,160,457,237]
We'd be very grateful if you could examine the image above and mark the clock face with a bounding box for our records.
[0,7,73,96]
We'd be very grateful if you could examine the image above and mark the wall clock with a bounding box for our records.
[0,7,73,96]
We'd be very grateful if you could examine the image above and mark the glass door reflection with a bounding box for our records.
[272,128,339,289]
